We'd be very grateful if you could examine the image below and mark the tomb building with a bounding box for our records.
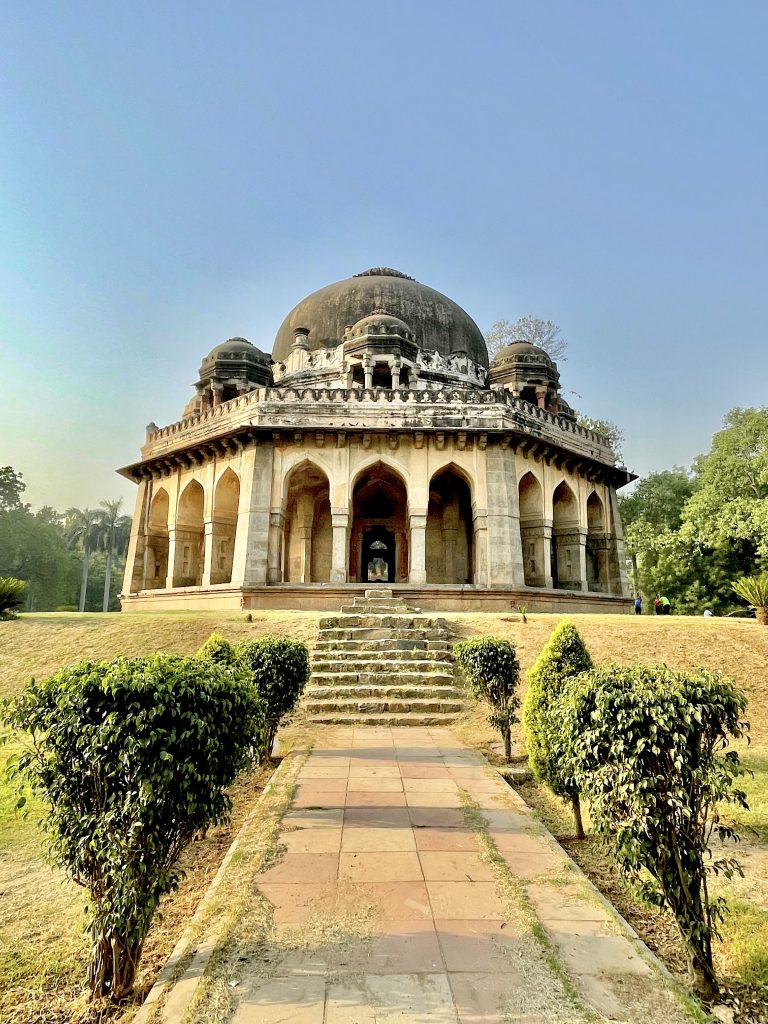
[119,268,633,611]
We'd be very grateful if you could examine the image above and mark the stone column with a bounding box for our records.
[165,528,178,589]
[485,447,526,587]
[330,511,349,583]
[267,511,285,584]
[472,510,488,587]
[231,443,274,587]
[576,528,588,592]
[541,523,554,589]
[535,386,547,410]
[391,358,401,390]
[409,512,428,584]
[299,525,313,583]
[363,356,373,390]
[211,384,223,409]
[122,478,149,596]
[201,519,215,587]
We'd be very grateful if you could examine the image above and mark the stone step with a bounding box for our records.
[311,656,452,672]
[305,711,463,726]
[304,697,466,714]
[365,588,394,599]
[340,603,417,614]
[306,684,465,700]
[314,638,452,653]
[310,672,456,689]
[317,627,450,642]
[319,615,449,630]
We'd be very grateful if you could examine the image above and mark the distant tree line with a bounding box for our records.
[0,467,132,611]
[619,407,768,614]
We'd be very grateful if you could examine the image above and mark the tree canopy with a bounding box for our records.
[621,408,768,613]
[484,316,567,362]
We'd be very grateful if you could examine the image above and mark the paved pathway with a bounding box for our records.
[167,727,696,1024]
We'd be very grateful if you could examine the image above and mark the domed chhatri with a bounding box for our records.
[119,267,635,614]
[273,268,489,368]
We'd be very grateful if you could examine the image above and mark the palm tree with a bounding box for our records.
[96,499,132,612]
[65,508,101,612]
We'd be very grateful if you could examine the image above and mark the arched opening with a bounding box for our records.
[173,481,205,587]
[144,488,169,589]
[283,462,332,583]
[372,363,392,389]
[350,463,409,583]
[211,469,240,584]
[552,481,580,590]
[518,472,547,587]
[586,490,608,592]
[426,467,473,584]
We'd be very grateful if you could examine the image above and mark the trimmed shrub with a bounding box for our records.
[196,632,240,667]
[559,663,749,998]
[235,635,310,753]
[4,654,265,1001]
[454,636,520,761]
[0,576,26,618]
[732,573,768,625]
[523,621,592,837]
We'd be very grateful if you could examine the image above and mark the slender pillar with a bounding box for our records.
[267,511,285,584]
[409,512,427,584]
[299,525,313,583]
[535,386,547,409]
[201,519,215,587]
[330,511,349,583]
[165,528,178,589]
[211,384,223,409]
[473,510,488,588]
[541,523,554,589]
[391,359,401,390]
[576,529,588,592]
[363,357,373,390]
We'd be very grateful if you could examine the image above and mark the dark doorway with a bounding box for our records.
[362,527,395,583]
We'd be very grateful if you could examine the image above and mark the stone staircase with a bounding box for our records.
[304,589,467,726]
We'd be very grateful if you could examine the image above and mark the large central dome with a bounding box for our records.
[273,268,489,367]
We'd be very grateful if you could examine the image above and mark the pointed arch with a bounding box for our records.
[283,460,332,583]
[518,471,547,587]
[426,465,474,584]
[211,468,240,584]
[173,480,205,587]
[350,460,409,583]
[144,487,169,590]
[552,480,580,590]
[586,490,608,592]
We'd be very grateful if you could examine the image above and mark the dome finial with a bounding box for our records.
[354,268,415,280]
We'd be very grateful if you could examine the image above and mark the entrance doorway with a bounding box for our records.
[362,527,395,583]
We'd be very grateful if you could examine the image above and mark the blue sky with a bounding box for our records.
[1,1,766,510]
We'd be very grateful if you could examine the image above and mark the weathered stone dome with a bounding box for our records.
[491,340,554,368]
[202,337,268,365]
[345,311,415,342]
[273,269,489,367]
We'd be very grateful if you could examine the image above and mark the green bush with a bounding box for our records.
[732,573,768,624]
[3,654,265,1001]
[559,663,749,998]
[235,635,310,753]
[523,621,592,837]
[196,632,241,667]
[453,636,520,760]
[0,576,26,618]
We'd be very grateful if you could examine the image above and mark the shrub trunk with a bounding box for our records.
[571,794,585,839]
[756,606,768,625]
[503,724,512,762]
[88,926,144,1001]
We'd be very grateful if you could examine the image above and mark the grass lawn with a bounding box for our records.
[1,609,766,1020]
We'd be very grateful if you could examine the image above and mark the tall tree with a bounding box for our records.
[682,407,768,562]
[484,316,567,362]
[65,508,101,612]
[95,500,132,612]
[0,466,28,512]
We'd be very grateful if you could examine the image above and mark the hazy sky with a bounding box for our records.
[2,1,766,513]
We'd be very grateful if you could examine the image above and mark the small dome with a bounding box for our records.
[346,311,414,341]
[491,340,553,366]
[202,337,268,364]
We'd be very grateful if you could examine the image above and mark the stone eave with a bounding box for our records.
[117,419,636,490]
